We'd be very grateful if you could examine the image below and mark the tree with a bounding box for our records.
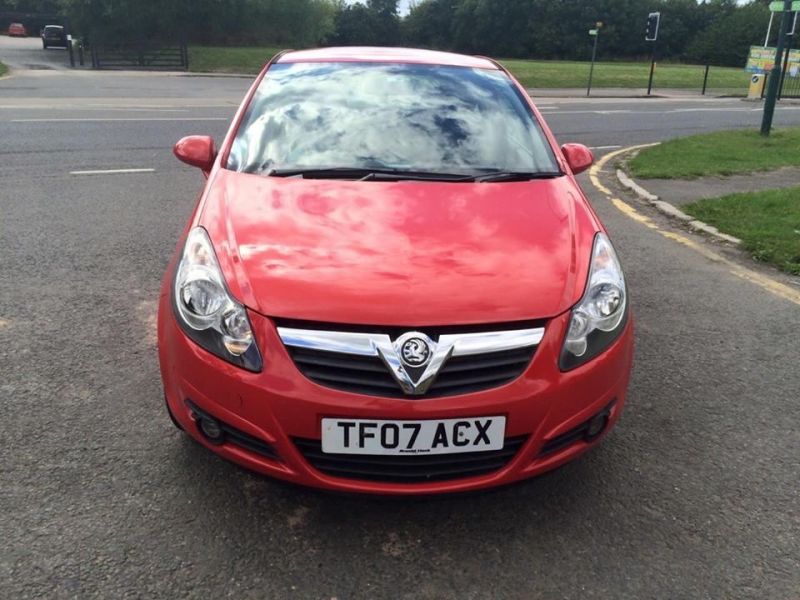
[327,0,400,46]
[686,1,771,66]
[403,0,456,49]
[52,0,776,65]
[56,0,336,44]
[368,0,401,44]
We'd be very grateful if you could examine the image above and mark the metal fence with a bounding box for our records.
[780,72,800,97]
[90,42,188,70]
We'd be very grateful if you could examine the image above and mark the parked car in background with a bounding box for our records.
[160,46,634,494]
[8,23,27,37]
[41,25,68,49]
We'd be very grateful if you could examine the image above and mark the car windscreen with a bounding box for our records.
[228,62,560,177]
[44,26,63,33]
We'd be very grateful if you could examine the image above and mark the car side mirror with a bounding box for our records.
[561,143,594,175]
[174,135,217,172]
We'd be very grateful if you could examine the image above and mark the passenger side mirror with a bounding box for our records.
[561,143,594,175]
[174,135,217,172]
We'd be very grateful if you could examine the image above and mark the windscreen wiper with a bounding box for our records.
[471,171,562,183]
[266,167,474,182]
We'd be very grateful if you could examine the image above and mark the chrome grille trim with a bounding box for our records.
[277,327,544,357]
[277,328,379,357]
[440,329,545,356]
[278,326,544,396]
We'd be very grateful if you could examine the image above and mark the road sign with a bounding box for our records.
[645,12,660,42]
[747,45,800,73]
[587,23,601,96]
[769,1,800,11]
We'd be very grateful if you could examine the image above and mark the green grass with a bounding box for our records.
[187,45,749,93]
[0,61,7,77]
[501,58,747,93]
[628,128,800,179]
[189,46,282,74]
[684,187,800,275]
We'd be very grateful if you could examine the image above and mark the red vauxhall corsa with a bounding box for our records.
[158,47,634,494]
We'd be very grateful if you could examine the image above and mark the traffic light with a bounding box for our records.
[645,12,660,42]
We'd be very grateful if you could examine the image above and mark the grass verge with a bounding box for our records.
[0,61,7,77]
[188,46,748,93]
[628,128,800,179]
[684,187,800,275]
[189,46,282,74]
[501,58,746,93]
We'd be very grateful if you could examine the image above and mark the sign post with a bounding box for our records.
[645,12,661,96]
[586,22,603,97]
[762,0,794,135]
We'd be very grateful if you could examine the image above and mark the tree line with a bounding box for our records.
[1,0,777,67]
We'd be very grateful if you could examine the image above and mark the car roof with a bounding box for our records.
[277,47,499,70]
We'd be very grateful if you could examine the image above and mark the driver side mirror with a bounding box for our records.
[560,143,594,175]
[174,135,217,172]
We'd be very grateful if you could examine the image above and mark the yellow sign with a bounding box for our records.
[746,46,800,73]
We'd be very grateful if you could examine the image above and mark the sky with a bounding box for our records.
[346,0,414,16]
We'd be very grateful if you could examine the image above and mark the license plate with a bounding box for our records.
[321,416,505,455]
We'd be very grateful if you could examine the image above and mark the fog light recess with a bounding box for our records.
[198,415,224,444]
[585,411,610,441]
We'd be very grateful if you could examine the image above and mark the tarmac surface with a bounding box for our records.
[2,35,799,599]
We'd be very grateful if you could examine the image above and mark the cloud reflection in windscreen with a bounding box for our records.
[228,62,559,175]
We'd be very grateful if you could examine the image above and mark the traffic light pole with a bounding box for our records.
[647,38,658,96]
[645,12,660,96]
[761,0,793,136]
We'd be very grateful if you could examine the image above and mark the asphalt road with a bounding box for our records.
[0,35,71,71]
[2,38,799,599]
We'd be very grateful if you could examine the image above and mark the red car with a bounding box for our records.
[8,22,27,37]
[159,47,634,494]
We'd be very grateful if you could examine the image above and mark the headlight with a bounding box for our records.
[560,233,628,371]
[172,227,262,372]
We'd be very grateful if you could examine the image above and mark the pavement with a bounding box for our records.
[636,166,800,206]
[2,36,800,599]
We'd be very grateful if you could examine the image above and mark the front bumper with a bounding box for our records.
[158,290,634,495]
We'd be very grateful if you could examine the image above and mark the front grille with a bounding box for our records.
[280,320,542,398]
[287,345,535,398]
[295,436,528,483]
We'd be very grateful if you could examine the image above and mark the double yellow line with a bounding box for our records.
[589,145,800,307]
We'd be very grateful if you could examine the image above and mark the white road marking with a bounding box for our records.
[70,168,155,176]
[589,145,623,150]
[540,109,633,115]
[670,107,751,113]
[12,117,228,122]
[0,106,189,112]
[759,105,800,111]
